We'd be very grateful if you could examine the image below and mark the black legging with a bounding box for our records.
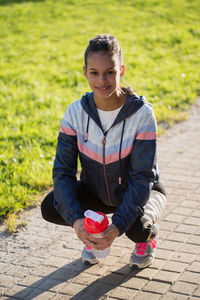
[41,181,165,243]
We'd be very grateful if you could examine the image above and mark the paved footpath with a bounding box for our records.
[0,99,200,300]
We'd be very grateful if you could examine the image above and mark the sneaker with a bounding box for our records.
[81,246,99,265]
[129,238,157,268]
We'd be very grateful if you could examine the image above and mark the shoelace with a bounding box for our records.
[135,239,157,256]
[135,243,149,255]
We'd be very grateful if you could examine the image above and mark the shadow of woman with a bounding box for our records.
[9,258,91,299]
[10,259,142,299]
[69,265,142,300]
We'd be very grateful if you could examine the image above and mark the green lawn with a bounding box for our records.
[0,0,200,226]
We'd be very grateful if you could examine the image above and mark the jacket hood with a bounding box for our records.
[80,92,144,130]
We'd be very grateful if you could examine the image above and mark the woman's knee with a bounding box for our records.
[41,190,69,226]
[41,190,55,222]
[41,199,48,221]
[152,181,166,196]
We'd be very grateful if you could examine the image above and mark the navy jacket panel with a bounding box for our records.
[53,132,84,226]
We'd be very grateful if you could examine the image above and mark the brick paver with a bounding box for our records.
[0,98,200,300]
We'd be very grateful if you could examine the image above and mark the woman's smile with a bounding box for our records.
[96,86,111,93]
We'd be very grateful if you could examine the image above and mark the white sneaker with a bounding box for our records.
[129,238,157,269]
[81,246,99,265]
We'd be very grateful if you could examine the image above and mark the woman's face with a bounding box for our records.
[84,51,125,102]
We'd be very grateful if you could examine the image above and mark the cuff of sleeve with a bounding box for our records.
[111,214,127,236]
[63,210,84,227]
[70,212,85,227]
[112,209,140,236]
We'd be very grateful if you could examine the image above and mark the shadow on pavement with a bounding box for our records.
[9,259,142,299]
[8,258,90,299]
[70,265,142,300]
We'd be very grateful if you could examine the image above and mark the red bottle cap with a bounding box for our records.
[83,210,109,234]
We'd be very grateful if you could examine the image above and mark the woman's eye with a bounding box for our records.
[108,71,114,75]
[91,72,97,75]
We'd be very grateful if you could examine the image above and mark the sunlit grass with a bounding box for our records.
[0,0,200,221]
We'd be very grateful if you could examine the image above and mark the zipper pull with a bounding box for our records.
[102,135,106,144]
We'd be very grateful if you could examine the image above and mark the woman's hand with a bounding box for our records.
[73,219,119,250]
[90,224,120,250]
[73,218,97,248]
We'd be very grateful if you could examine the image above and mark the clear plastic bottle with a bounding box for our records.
[84,210,110,258]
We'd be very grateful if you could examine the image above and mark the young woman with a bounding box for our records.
[41,34,166,268]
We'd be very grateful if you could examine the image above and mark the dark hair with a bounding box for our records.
[84,34,123,67]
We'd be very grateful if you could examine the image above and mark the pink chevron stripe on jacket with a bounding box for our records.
[136,132,157,140]
[78,141,133,165]
[60,125,77,136]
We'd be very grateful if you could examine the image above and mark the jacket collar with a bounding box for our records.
[80,92,144,129]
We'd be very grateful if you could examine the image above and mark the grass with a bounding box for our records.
[0,0,200,230]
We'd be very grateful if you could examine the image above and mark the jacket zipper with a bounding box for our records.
[102,134,112,206]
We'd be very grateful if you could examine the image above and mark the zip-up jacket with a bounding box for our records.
[53,92,160,235]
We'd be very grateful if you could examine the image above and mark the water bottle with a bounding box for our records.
[83,210,110,258]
